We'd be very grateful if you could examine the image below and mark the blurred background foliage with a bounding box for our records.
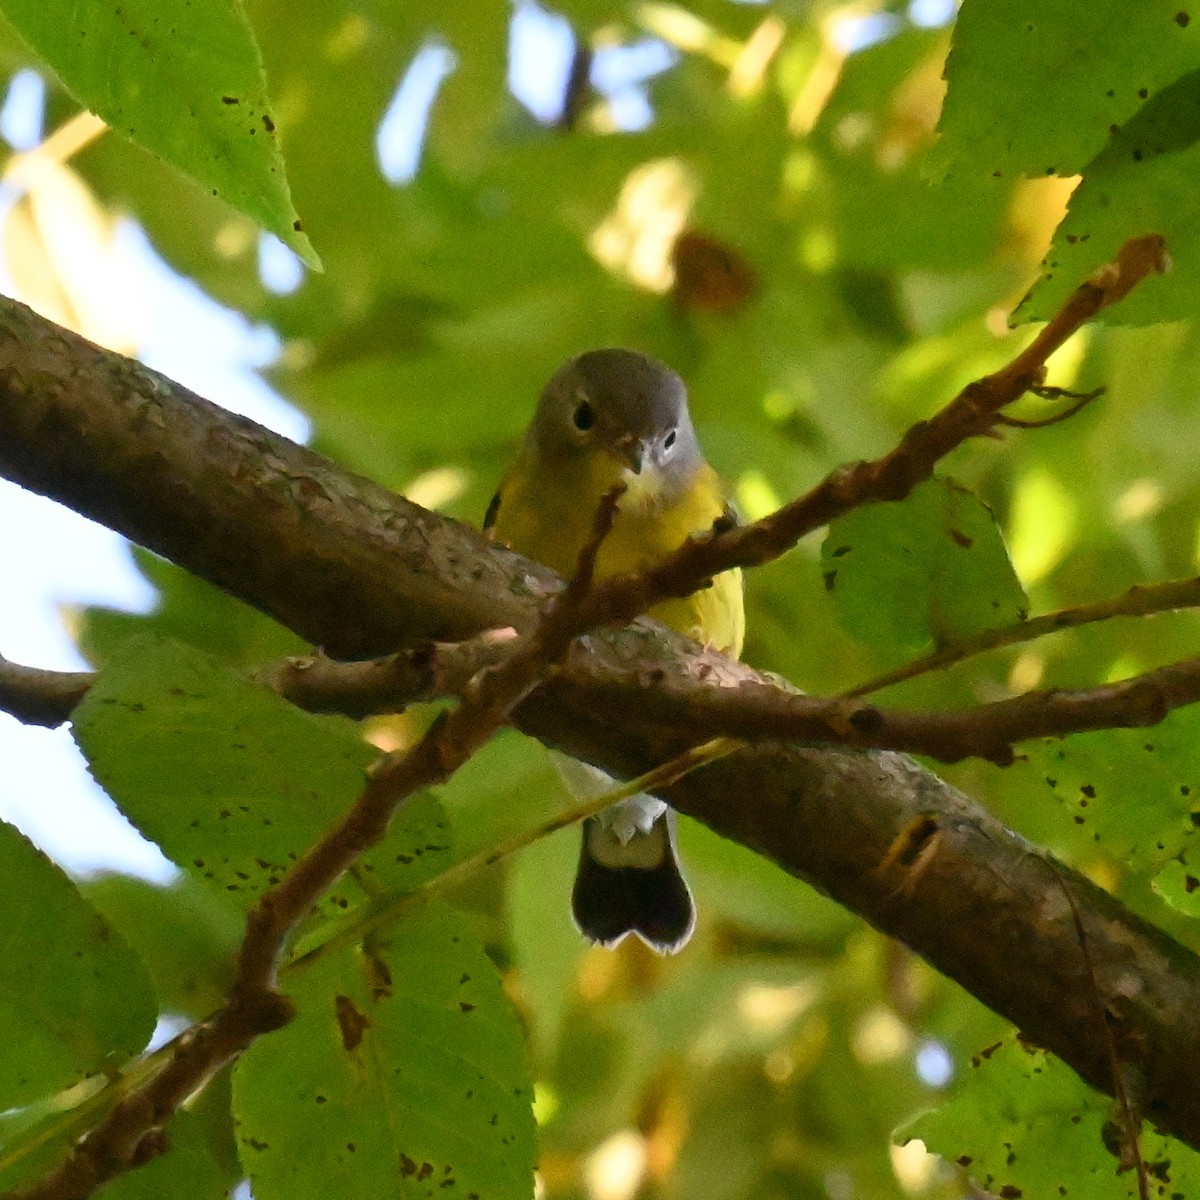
[4,0,1200,1195]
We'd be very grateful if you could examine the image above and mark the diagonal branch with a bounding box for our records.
[566,235,1169,629]
[5,264,1200,1154]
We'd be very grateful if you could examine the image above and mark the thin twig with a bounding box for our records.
[1047,864,1150,1200]
[842,576,1200,699]
[557,41,594,131]
[995,385,1104,428]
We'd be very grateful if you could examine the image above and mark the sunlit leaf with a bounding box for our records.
[1009,709,1200,869]
[936,0,1200,179]
[1016,69,1200,325]
[1152,858,1200,917]
[900,1037,1200,1199]
[0,0,319,265]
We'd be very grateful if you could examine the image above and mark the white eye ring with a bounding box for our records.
[663,428,677,452]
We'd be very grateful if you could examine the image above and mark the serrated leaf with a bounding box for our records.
[72,635,452,908]
[1016,69,1200,325]
[0,822,156,1109]
[233,900,536,1200]
[936,0,1200,180]
[821,476,1028,657]
[899,1037,1200,1198]
[1012,709,1200,869]
[0,0,319,266]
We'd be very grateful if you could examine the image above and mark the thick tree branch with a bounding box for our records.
[4,284,1200,1154]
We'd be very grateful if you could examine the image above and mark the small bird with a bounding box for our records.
[486,349,744,952]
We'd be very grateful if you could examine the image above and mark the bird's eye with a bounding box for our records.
[663,428,677,450]
[573,400,596,432]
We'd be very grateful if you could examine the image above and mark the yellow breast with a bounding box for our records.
[491,450,744,658]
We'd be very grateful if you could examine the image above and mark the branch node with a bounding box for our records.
[1092,234,1170,305]
[130,1129,170,1169]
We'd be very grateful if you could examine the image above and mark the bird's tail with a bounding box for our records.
[571,805,695,954]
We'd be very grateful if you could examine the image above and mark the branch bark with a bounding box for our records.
[3,295,1200,1152]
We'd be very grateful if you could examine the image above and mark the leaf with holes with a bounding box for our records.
[72,635,451,910]
[1016,69,1200,325]
[1152,858,1200,917]
[821,476,1027,658]
[1008,708,1200,871]
[899,1037,1200,1198]
[233,900,536,1200]
[935,0,1200,180]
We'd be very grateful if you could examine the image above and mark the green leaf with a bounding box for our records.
[1152,858,1200,917]
[0,0,319,266]
[82,874,243,1019]
[821,476,1028,658]
[1016,69,1200,325]
[899,1036,1200,1198]
[0,822,155,1109]
[1010,708,1200,869]
[72,635,451,908]
[233,900,536,1200]
[936,0,1200,180]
